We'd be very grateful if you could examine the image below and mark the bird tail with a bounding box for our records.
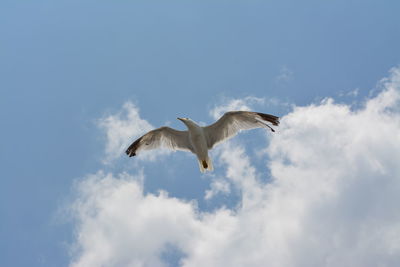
[198,157,214,173]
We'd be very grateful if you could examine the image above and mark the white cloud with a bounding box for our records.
[263,68,400,266]
[204,178,231,200]
[209,95,291,120]
[339,88,359,98]
[70,67,400,266]
[276,66,294,83]
[98,102,170,163]
[210,96,265,119]
[69,171,199,267]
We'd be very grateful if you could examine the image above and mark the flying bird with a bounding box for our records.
[125,111,279,172]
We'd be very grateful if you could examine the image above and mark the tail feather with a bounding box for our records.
[198,157,213,173]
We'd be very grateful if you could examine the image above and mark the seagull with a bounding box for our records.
[125,111,279,172]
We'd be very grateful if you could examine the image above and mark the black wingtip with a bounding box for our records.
[126,136,143,158]
[125,150,136,157]
[256,112,280,126]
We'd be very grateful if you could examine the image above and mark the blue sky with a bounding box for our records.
[1,1,400,266]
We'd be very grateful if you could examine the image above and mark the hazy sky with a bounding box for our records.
[1,1,400,266]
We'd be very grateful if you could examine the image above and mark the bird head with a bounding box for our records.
[177,117,196,128]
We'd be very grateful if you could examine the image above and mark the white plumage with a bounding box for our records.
[126,111,279,172]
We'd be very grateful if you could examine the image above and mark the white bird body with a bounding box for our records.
[184,119,213,172]
[126,111,279,172]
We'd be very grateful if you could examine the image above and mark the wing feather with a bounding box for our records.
[126,127,193,157]
[204,111,279,149]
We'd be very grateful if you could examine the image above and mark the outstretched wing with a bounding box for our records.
[126,127,193,157]
[204,111,279,149]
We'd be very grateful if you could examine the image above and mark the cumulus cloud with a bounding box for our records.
[98,102,170,163]
[209,95,291,120]
[69,171,198,267]
[70,67,400,266]
[209,96,265,119]
[204,178,231,200]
